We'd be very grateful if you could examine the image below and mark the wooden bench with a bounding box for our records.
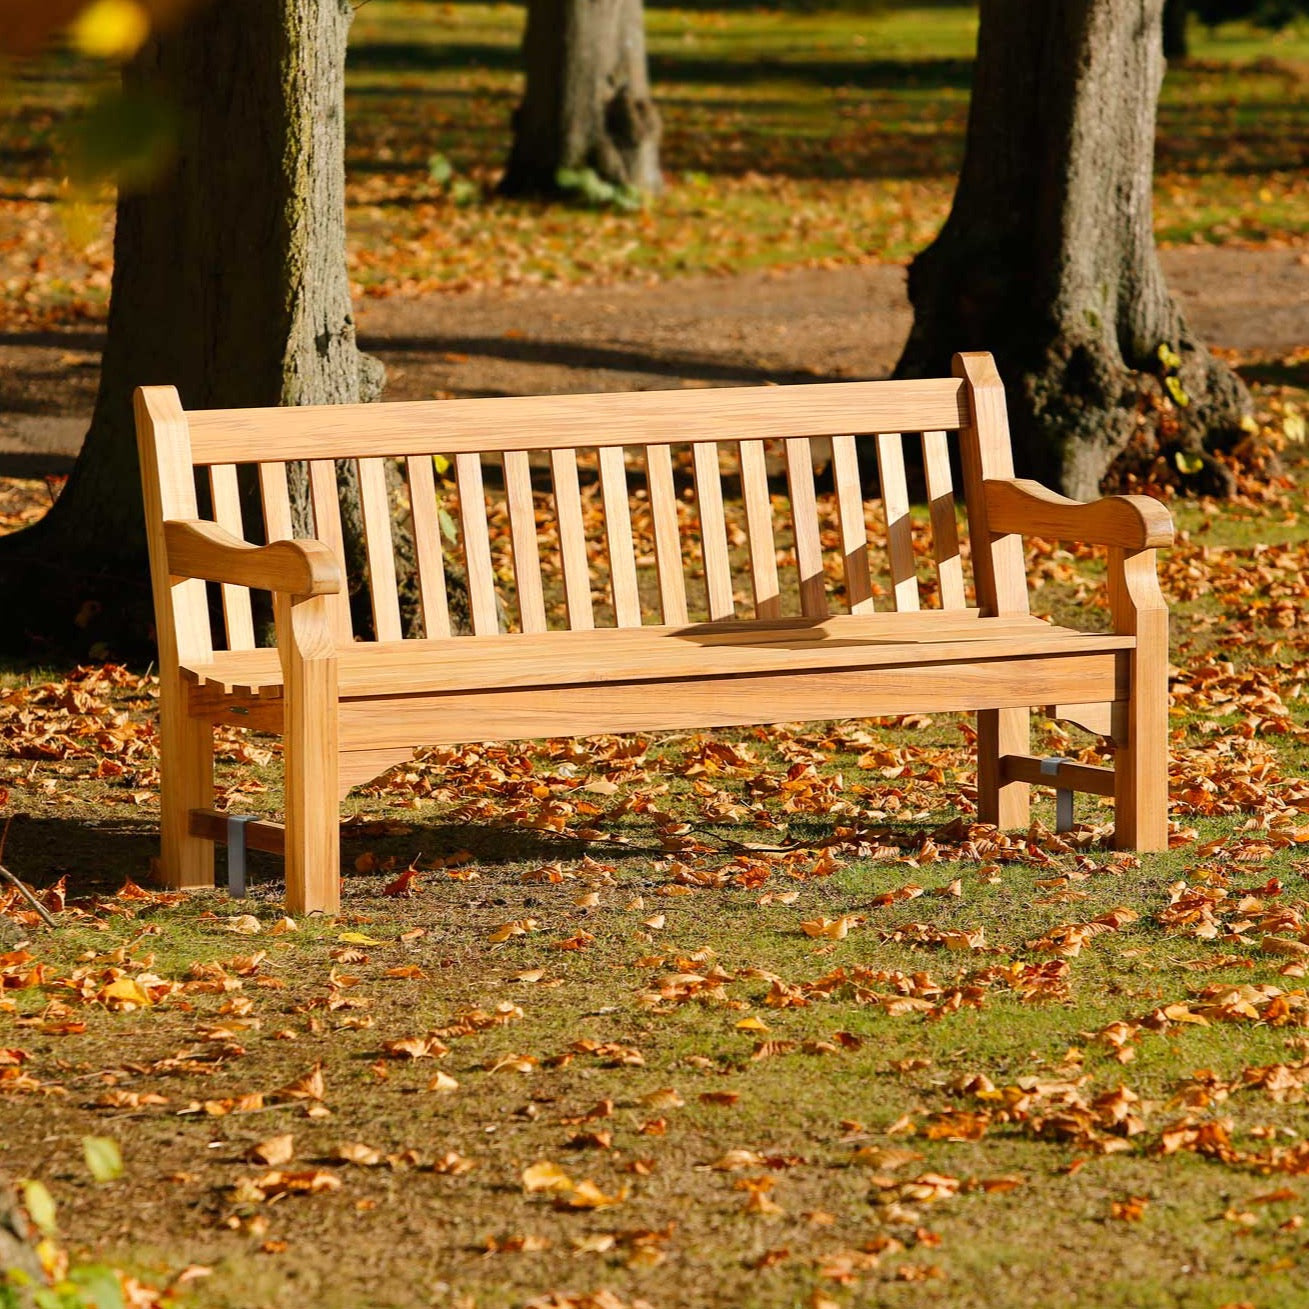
[136,352,1173,916]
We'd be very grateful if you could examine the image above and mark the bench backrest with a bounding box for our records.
[137,353,1029,665]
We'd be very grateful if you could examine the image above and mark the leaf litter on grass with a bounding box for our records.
[1,380,1309,1302]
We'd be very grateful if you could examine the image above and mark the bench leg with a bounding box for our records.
[276,593,340,916]
[157,676,214,889]
[1113,621,1169,852]
[1110,549,1169,852]
[977,707,1029,831]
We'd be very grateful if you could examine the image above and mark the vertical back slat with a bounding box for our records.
[208,463,256,650]
[922,430,967,610]
[357,457,403,643]
[598,445,642,627]
[645,444,688,626]
[875,432,919,613]
[503,450,547,634]
[550,448,594,631]
[738,439,780,619]
[455,452,499,637]
[258,462,294,544]
[692,441,734,621]
[784,437,828,618]
[308,459,354,642]
[829,434,874,615]
[405,455,451,639]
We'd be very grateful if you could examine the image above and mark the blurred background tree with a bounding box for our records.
[501,0,662,199]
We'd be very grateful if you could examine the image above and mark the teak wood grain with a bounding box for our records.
[405,454,452,639]
[646,443,689,625]
[136,354,1175,914]
[184,378,972,463]
[181,615,1130,700]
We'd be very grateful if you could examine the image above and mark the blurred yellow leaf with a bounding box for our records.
[20,1179,57,1235]
[82,1135,123,1182]
[70,0,150,58]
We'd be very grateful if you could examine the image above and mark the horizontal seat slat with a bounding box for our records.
[183,379,970,464]
[182,612,1133,701]
[183,652,1127,754]
[331,655,1125,751]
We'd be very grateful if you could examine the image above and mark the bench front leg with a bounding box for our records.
[1109,546,1169,851]
[274,591,340,915]
[158,679,215,889]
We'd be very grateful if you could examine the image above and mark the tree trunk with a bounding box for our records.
[1162,0,1190,56]
[0,0,382,653]
[501,0,662,197]
[895,0,1248,500]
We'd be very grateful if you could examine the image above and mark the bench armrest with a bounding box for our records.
[164,520,342,597]
[983,478,1174,551]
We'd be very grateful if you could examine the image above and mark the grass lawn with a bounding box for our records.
[1,354,1308,1307]
[0,3,1307,326]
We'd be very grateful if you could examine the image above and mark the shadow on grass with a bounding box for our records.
[1236,356,1309,388]
[346,40,977,91]
[2,813,161,897]
[363,332,870,387]
[0,452,76,478]
[0,812,683,900]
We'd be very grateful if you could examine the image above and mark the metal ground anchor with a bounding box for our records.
[1040,757,1076,833]
[226,815,258,898]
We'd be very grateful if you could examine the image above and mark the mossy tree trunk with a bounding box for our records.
[896,0,1248,499]
[501,0,662,197]
[0,0,382,653]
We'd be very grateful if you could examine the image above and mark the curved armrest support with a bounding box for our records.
[984,479,1174,551]
[164,520,342,598]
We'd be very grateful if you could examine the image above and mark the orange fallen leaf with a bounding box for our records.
[246,1134,294,1167]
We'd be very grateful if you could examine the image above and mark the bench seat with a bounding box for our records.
[181,612,1134,701]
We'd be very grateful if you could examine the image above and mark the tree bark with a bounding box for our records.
[0,0,382,653]
[895,0,1248,500]
[1162,0,1190,56]
[501,0,662,197]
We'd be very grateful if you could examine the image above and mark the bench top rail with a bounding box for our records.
[183,378,970,464]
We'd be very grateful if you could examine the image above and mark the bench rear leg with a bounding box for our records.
[276,593,341,916]
[158,687,215,889]
[977,706,1030,831]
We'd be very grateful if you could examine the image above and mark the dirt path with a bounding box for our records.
[1,246,1306,475]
